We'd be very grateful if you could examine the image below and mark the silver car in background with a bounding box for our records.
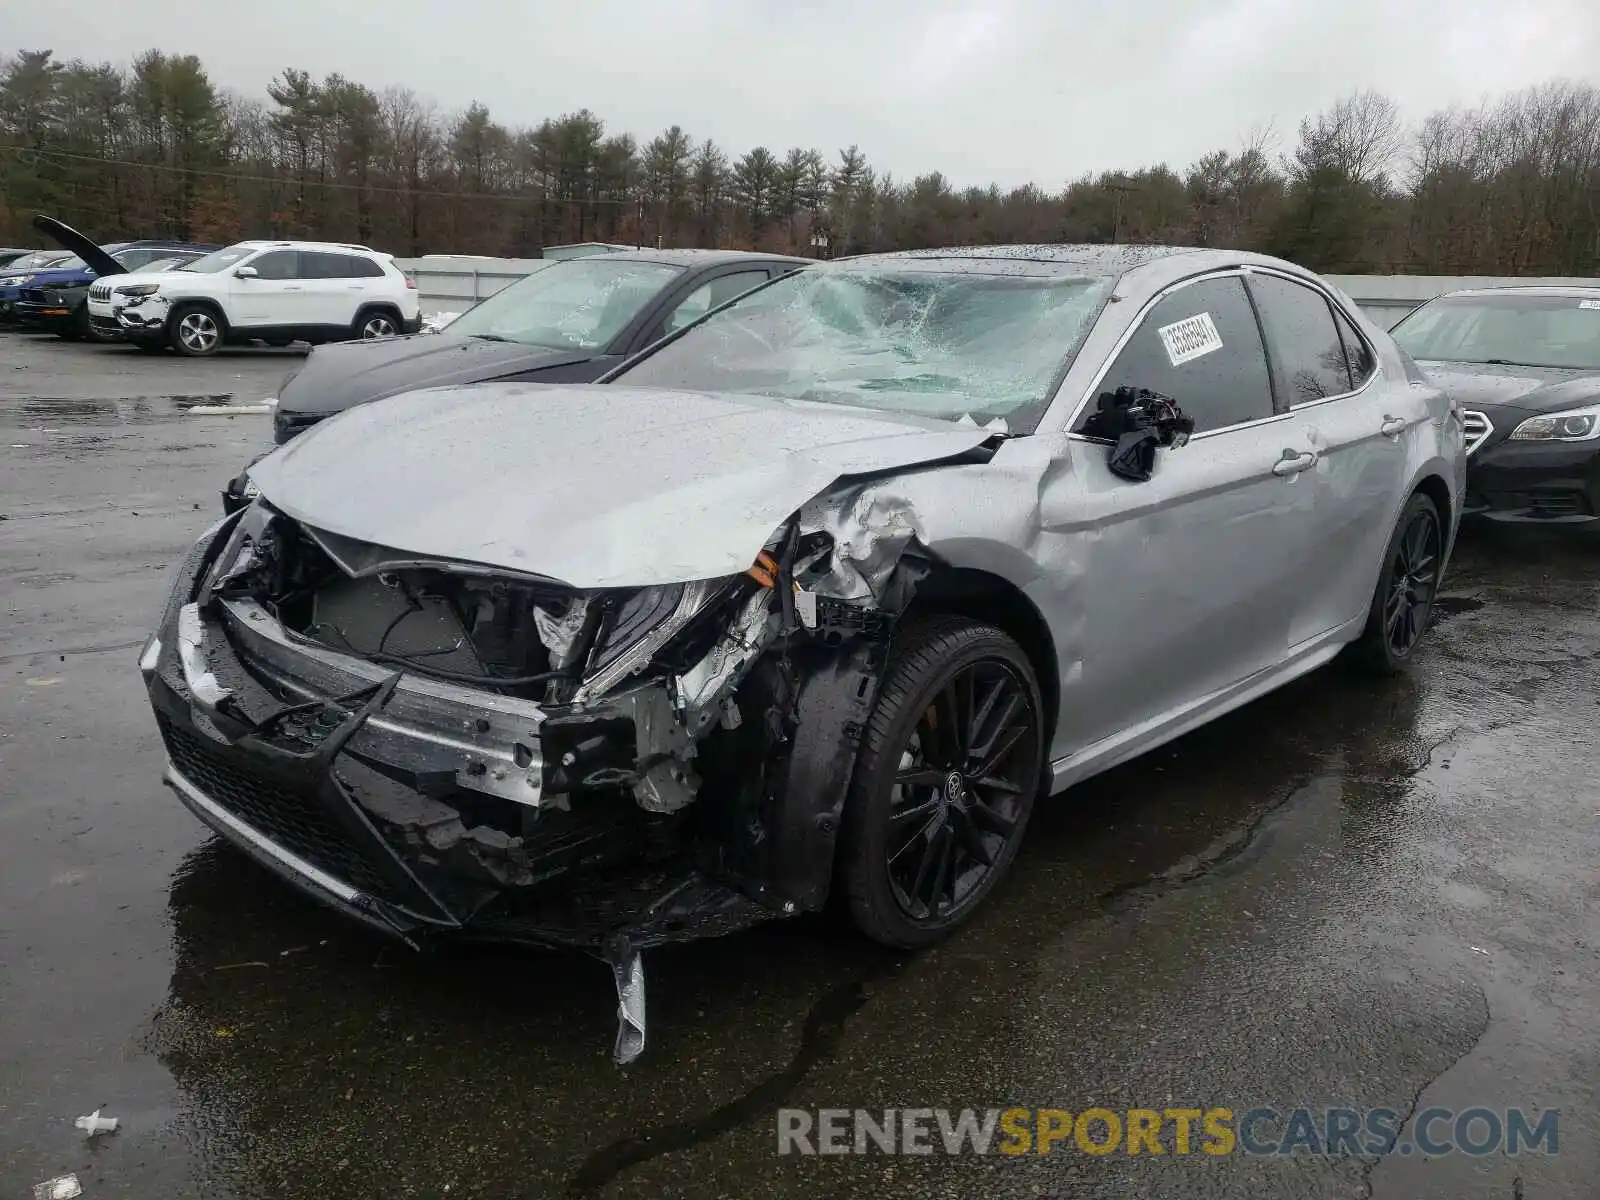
[141,245,1464,1060]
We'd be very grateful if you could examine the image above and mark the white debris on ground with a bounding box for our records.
[422,311,462,333]
[74,1109,119,1136]
[33,1175,83,1200]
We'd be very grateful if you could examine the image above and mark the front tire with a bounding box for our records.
[838,616,1044,948]
[170,304,223,357]
[1350,491,1444,673]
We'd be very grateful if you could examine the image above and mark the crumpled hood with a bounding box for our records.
[248,383,994,588]
[277,334,596,416]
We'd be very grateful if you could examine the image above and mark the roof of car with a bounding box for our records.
[1438,284,1600,300]
[121,239,223,251]
[843,244,1207,269]
[579,248,814,268]
[232,240,388,255]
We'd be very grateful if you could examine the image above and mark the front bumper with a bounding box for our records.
[139,519,797,957]
[14,295,79,331]
[1464,436,1600,525]
[91,293,171,342]
[272,406,326,444]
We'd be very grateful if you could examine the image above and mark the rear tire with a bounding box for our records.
[838,616,1044,949]
[355,308,401,340]
[170,304,224,357]
[1349,492,1444,674]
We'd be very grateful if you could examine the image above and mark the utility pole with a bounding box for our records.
[1108,181,1137,243]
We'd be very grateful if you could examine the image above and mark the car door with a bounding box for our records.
[299,251,358,329]
[232,250,305,329]
[1246,270,1412,644]
[1044,272,1321,754]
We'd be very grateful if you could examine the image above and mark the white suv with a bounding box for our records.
[87,240,421,356]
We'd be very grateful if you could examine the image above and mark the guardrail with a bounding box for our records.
[394,257,1600,330]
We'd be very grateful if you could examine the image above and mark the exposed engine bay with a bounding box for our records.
[152,492,932,1061]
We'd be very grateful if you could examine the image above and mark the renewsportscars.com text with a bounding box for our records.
[776,1106,1560,1158]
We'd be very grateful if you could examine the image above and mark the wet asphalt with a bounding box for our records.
[1,329,1597,1199]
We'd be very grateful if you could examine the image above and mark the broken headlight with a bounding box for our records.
[574,579,731,703]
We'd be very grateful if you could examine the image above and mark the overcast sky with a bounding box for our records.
[5,0,1599,187]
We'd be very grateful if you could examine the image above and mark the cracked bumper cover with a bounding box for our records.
[91,293,171,338]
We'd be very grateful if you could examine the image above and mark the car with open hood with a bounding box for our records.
[142,245,1464,1061]
[1390,285,1600,526]
[9,215,219,338]
[266,248,811,443]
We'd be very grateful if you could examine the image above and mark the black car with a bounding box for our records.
[1391,285,1600,526]
[269,249,811,444]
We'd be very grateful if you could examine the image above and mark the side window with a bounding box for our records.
[1332,306,1376,387]
[300,252,345,279]
[348,255,386,278]
[1248,274,1352,403]
[1080,276,1274,435]
[251,251,301,280]
[661,270,770,335]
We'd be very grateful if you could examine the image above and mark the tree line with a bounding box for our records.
[3,49,1599,276]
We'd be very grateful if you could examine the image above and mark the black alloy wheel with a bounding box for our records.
[1385,505,1441,656]
[1352,491,1444,673]
[839,617,1044,948]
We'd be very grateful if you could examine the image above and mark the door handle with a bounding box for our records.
[1380,416,1406,438]
[1272,449,1317,477]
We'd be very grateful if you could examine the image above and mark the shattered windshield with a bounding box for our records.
[614,259,1117,427]
[448,258,683,351]
[1392,293,1600,371]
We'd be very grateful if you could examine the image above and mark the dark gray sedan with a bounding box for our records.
[270,248,811,443]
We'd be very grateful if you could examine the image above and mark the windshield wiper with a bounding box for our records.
[468,333,517,343]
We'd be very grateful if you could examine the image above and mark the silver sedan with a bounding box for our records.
[142,245,1465,1059]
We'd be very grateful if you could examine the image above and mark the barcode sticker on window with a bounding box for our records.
[1158,312,1223,366]
[1578,299,1600,310]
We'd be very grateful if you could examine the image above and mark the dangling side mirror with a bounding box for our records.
[1081,387,1195,482]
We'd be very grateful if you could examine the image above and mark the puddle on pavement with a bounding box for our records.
[18,395,239,423]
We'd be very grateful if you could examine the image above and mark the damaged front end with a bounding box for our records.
[143,494,928,1062]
